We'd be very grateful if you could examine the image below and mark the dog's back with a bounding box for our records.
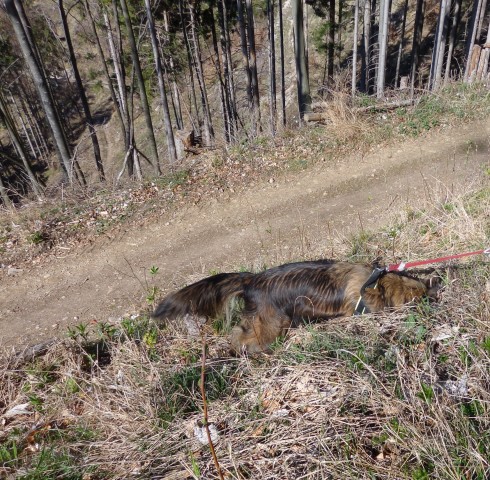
[153,271,252,320]
[240,260,373,320]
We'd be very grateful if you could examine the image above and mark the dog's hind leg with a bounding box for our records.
[230,312,290,354]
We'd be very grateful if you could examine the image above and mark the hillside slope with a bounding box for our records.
[1,119,489,348]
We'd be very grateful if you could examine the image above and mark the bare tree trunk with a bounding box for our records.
[476,0,488,40]
[352,0,360,96]
[245,0,261,132]
[338,0,344,66]
[410,0,425,95]
[144,0,177,164]
[103,2,130,146]
[188,0,214,146]
[327,0,336,85]
[278,0,286,126]
[473,18,490,80]
[370,0,379,91]
[18,87,49,159]
[0,171,12,208]
[464,0,484,81]
[162,11,184,131]
[430,0,451,90]
[376,0,390,98]
[85,0,128,151]
[126,66,140,179]
[444,0,462,83]
[108,1,128,121]
[15,0,83,185]
[6,0,73,182]
[209,0,230,143]
[217,0,237,139]
[237,0,255,133]
[119,0,161,175]
[9,93,37,159]
[292,0,312,119]
[360,0,371,92]
[395,0,409,87]
[59,0,104,181]
[179,0,201,135]
[0,91,43,198]
[268,0,277,135]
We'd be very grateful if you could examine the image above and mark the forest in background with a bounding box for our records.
[0,0,489,206]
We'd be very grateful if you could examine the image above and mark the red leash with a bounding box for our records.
[386,247,490,272]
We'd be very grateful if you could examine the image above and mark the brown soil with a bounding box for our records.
[1,120,489,349]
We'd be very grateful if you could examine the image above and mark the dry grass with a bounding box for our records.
[1,179,489,479]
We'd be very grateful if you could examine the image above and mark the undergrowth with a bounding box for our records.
[1,179,489,479]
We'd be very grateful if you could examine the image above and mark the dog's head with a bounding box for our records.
[364,273,441,310]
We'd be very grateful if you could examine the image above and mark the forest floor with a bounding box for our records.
[1,117,489,350]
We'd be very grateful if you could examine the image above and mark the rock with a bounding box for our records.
[7,267,23,276]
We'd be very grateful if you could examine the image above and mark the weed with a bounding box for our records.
[461,399,484,419]
[120,315,157,342]
[95,321,118,341]
[417,383,434,404]
[64,376,79,395]
[27,231,46,245]
[149,265,159,275]
[481,336,490,356]
[0,439,19,468]
[458,340,479,367]
[157,363,235,427]
[348,230,375,259]
[146,266,161,307]
[67,323,90,343]
[18,447,84,480]
[400,312,428,347]
[155,170,189,189]
[410,464,433,480]
[24,362,59,392]
[288,158,308,171]
[88,68,99,81]
[27,394,44,412]
[189,453,201,476]
[442,202,455,213]
[355,93,377,108]
[146,285,159,305]
[176,346,200,364]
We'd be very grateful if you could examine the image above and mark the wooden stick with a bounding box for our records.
[200,331,225,480]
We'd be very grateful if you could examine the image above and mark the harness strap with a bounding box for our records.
[354,267,386,316]
[353,295,370,316]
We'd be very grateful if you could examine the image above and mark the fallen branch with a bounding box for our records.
[11,338,57,367]
[304,98,420,123]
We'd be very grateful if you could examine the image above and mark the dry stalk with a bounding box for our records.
[200,329,225,480]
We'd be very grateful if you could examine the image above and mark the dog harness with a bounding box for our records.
[354,267,385,315]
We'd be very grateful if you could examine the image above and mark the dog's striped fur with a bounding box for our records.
[153,260,437,353]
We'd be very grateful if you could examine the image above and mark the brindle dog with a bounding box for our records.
[153,260,438,353]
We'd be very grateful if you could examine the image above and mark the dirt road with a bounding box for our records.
[1,120,489,348]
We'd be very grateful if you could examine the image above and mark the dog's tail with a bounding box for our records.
[152,272,252,320]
